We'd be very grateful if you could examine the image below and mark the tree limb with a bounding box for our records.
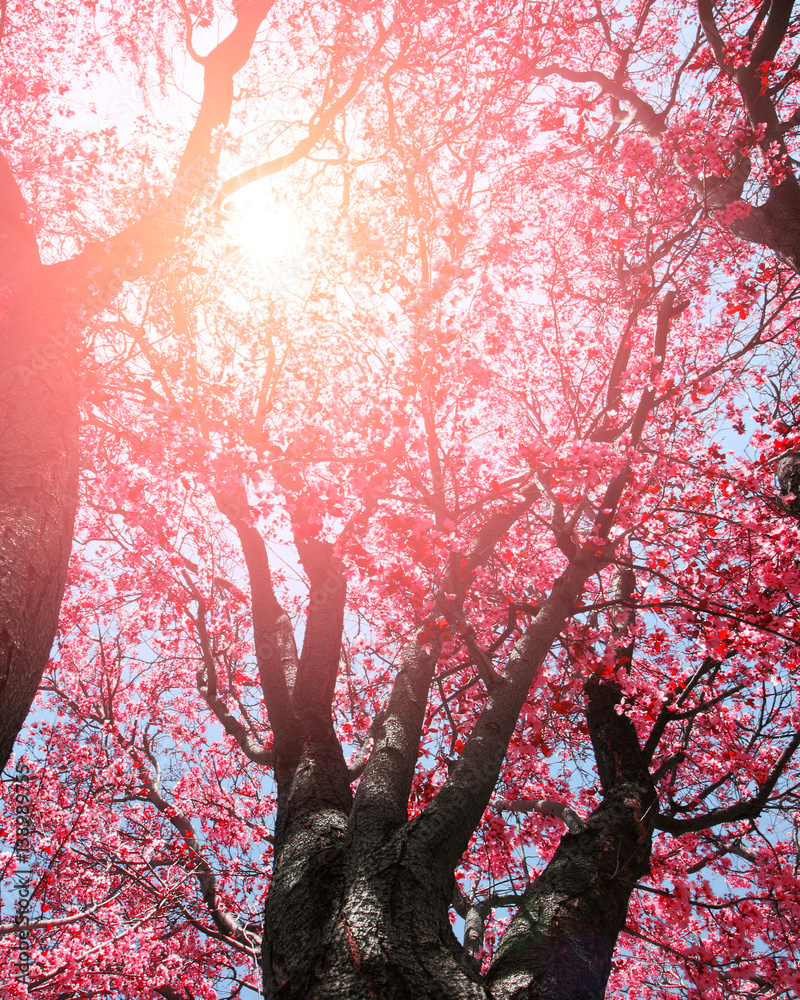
[212,483,299,760]
[656,731,800,833]
[492,797,587,833]
[183,573,273,766]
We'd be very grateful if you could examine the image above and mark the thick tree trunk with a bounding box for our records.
[0,156,79,771]
[258,668,657,1000]
[262,792,483,1000]
[221,514,656,1000]
[260,780,654,1000]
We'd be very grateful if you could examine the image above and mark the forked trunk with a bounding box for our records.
[261,730,655,1000]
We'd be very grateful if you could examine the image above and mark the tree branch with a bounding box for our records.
[47,1,277,315]
[178,0,277,175]
[135,762,259,953]
[212,483,299,759]
[349,629,444,839]
[656,731,800,833]
[350,485,542,844]
[183,573,274,766]
[291,536,347,723]
[486,580,657,1000]
[492,797,587,833]
[524,64,665,134]
[750,0,795,69]
[408,558,594,872]
[220,62,368,202]
[486,779,656,1000]
[0,889,126,937]
[697,0,727,67]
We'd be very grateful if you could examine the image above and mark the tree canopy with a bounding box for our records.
[2,1,800,998]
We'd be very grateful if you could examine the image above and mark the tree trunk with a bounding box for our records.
[0,156,79,771]
[222,505,657,1000]
[258,673,657,1000]
[260,781,654,1000]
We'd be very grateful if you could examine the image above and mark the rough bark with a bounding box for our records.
[485,789,654,1000]
[249,539,658,1000]
[257,697,657,1000]
[0,155,79,772]
[482,678,656,1000]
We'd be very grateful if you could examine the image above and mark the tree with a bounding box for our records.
[1,2,800,999]
[526,0,800,270]
[0,0,369,770]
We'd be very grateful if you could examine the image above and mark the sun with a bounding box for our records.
[223,184,305,274]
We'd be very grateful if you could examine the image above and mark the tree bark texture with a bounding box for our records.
[260,717,656,1000]
[235,529,658,1000]
[0,156,79,772]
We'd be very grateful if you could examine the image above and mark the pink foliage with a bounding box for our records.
[2,0,800,997]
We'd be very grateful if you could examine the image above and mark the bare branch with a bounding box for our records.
[220,65,367,202]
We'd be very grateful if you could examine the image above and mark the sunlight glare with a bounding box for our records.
[235,203,301,266]
[228,195,303,269]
